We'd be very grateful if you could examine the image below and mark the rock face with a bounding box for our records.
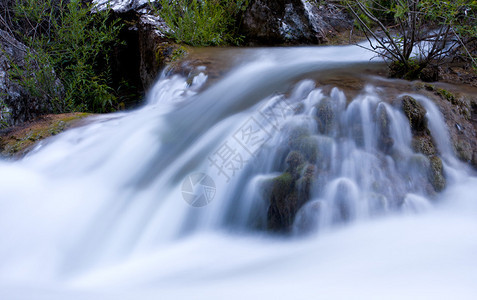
[242,0,352,45]
[399,95,446,192]
[94,0,150,13]
[0,29,61,127]
[415,84,477,169]
[92,0,178,90]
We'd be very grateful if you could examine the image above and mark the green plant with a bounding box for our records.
[6,0,123,113]
[155,0,248,46]
[0,100,10,129]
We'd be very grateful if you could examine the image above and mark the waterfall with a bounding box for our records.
[0,45,476,299]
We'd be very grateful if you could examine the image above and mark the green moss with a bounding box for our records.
[0,113,91,157]
[389,60,422,80]
[170,46,188,62]
[272,172,294,195]
[414,82,435,91]
[436,88,456,103]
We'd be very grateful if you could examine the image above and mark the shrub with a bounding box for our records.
[345,0,477,76]
[155,0,249,46]
[5,0,123,113]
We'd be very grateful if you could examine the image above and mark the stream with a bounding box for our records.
[0,45,476,299]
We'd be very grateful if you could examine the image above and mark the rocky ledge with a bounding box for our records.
[0,112,92,158]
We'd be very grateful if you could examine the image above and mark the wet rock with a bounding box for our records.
[285,151,305,174]
[241,0,352,45]
[91,0,177,91]
[377,103,394,153]
[288,126,311,149]
[267,155,319,232]
[137,14,180,89]
[419,65,439,82]
[267,172,297,232]
[454,138,473,163]
[0,29,61,127]
[315,98,335,135]
[293,199,325,234]
[0,112,91,158]
[296,164,316,199]
[428,155,446,192]
[401,96,427,133]
[412,135,437,156]
[419,85,477,169]
[291,136,319,163]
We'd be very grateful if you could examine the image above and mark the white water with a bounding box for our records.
[0,45,476,299]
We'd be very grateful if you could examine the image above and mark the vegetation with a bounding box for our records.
[344,0,477,79]
[155,0,249,46]
[1,0,123,113]
[0,100,10,128]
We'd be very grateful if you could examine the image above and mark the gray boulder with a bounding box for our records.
[242,0,352,45]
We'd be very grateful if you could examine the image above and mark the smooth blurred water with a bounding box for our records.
[0,44,476,299]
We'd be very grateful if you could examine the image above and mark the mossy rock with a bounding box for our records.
[315,98,336,135]
[428,155,446,192]
[288,126,311,149]
[389,60,421,80]
[454,138,473,163]
[377,103,394,153]
[296,164,316,200]
[267,172,297,232]
[0,113,91,158]
[291,136,319,163]
[414,82,436,92]
[436,88,456,103]
[285,151,305,174]
[412,135,437,156]
[419,65,439,82]
[401,96,428,133]
[436,89,472,120]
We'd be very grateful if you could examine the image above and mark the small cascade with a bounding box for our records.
[0,45,475,299]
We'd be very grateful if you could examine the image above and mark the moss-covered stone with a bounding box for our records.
[285,151,305,174]
[315,98,335,135]
[419,65,439,82]
[296,164,316,199]
[377,104,394,153]
[292,136,319,163]
[428,155,446,192]
[0,113,91,158]
[436,88,456,103]
[267,172,297,232]
[412,135,437,156]
[454,138,473,163]
[288,127,311,149]
[389,60,421,80]
[401,95,428,133]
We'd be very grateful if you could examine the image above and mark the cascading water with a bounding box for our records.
[0,45,476,299]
